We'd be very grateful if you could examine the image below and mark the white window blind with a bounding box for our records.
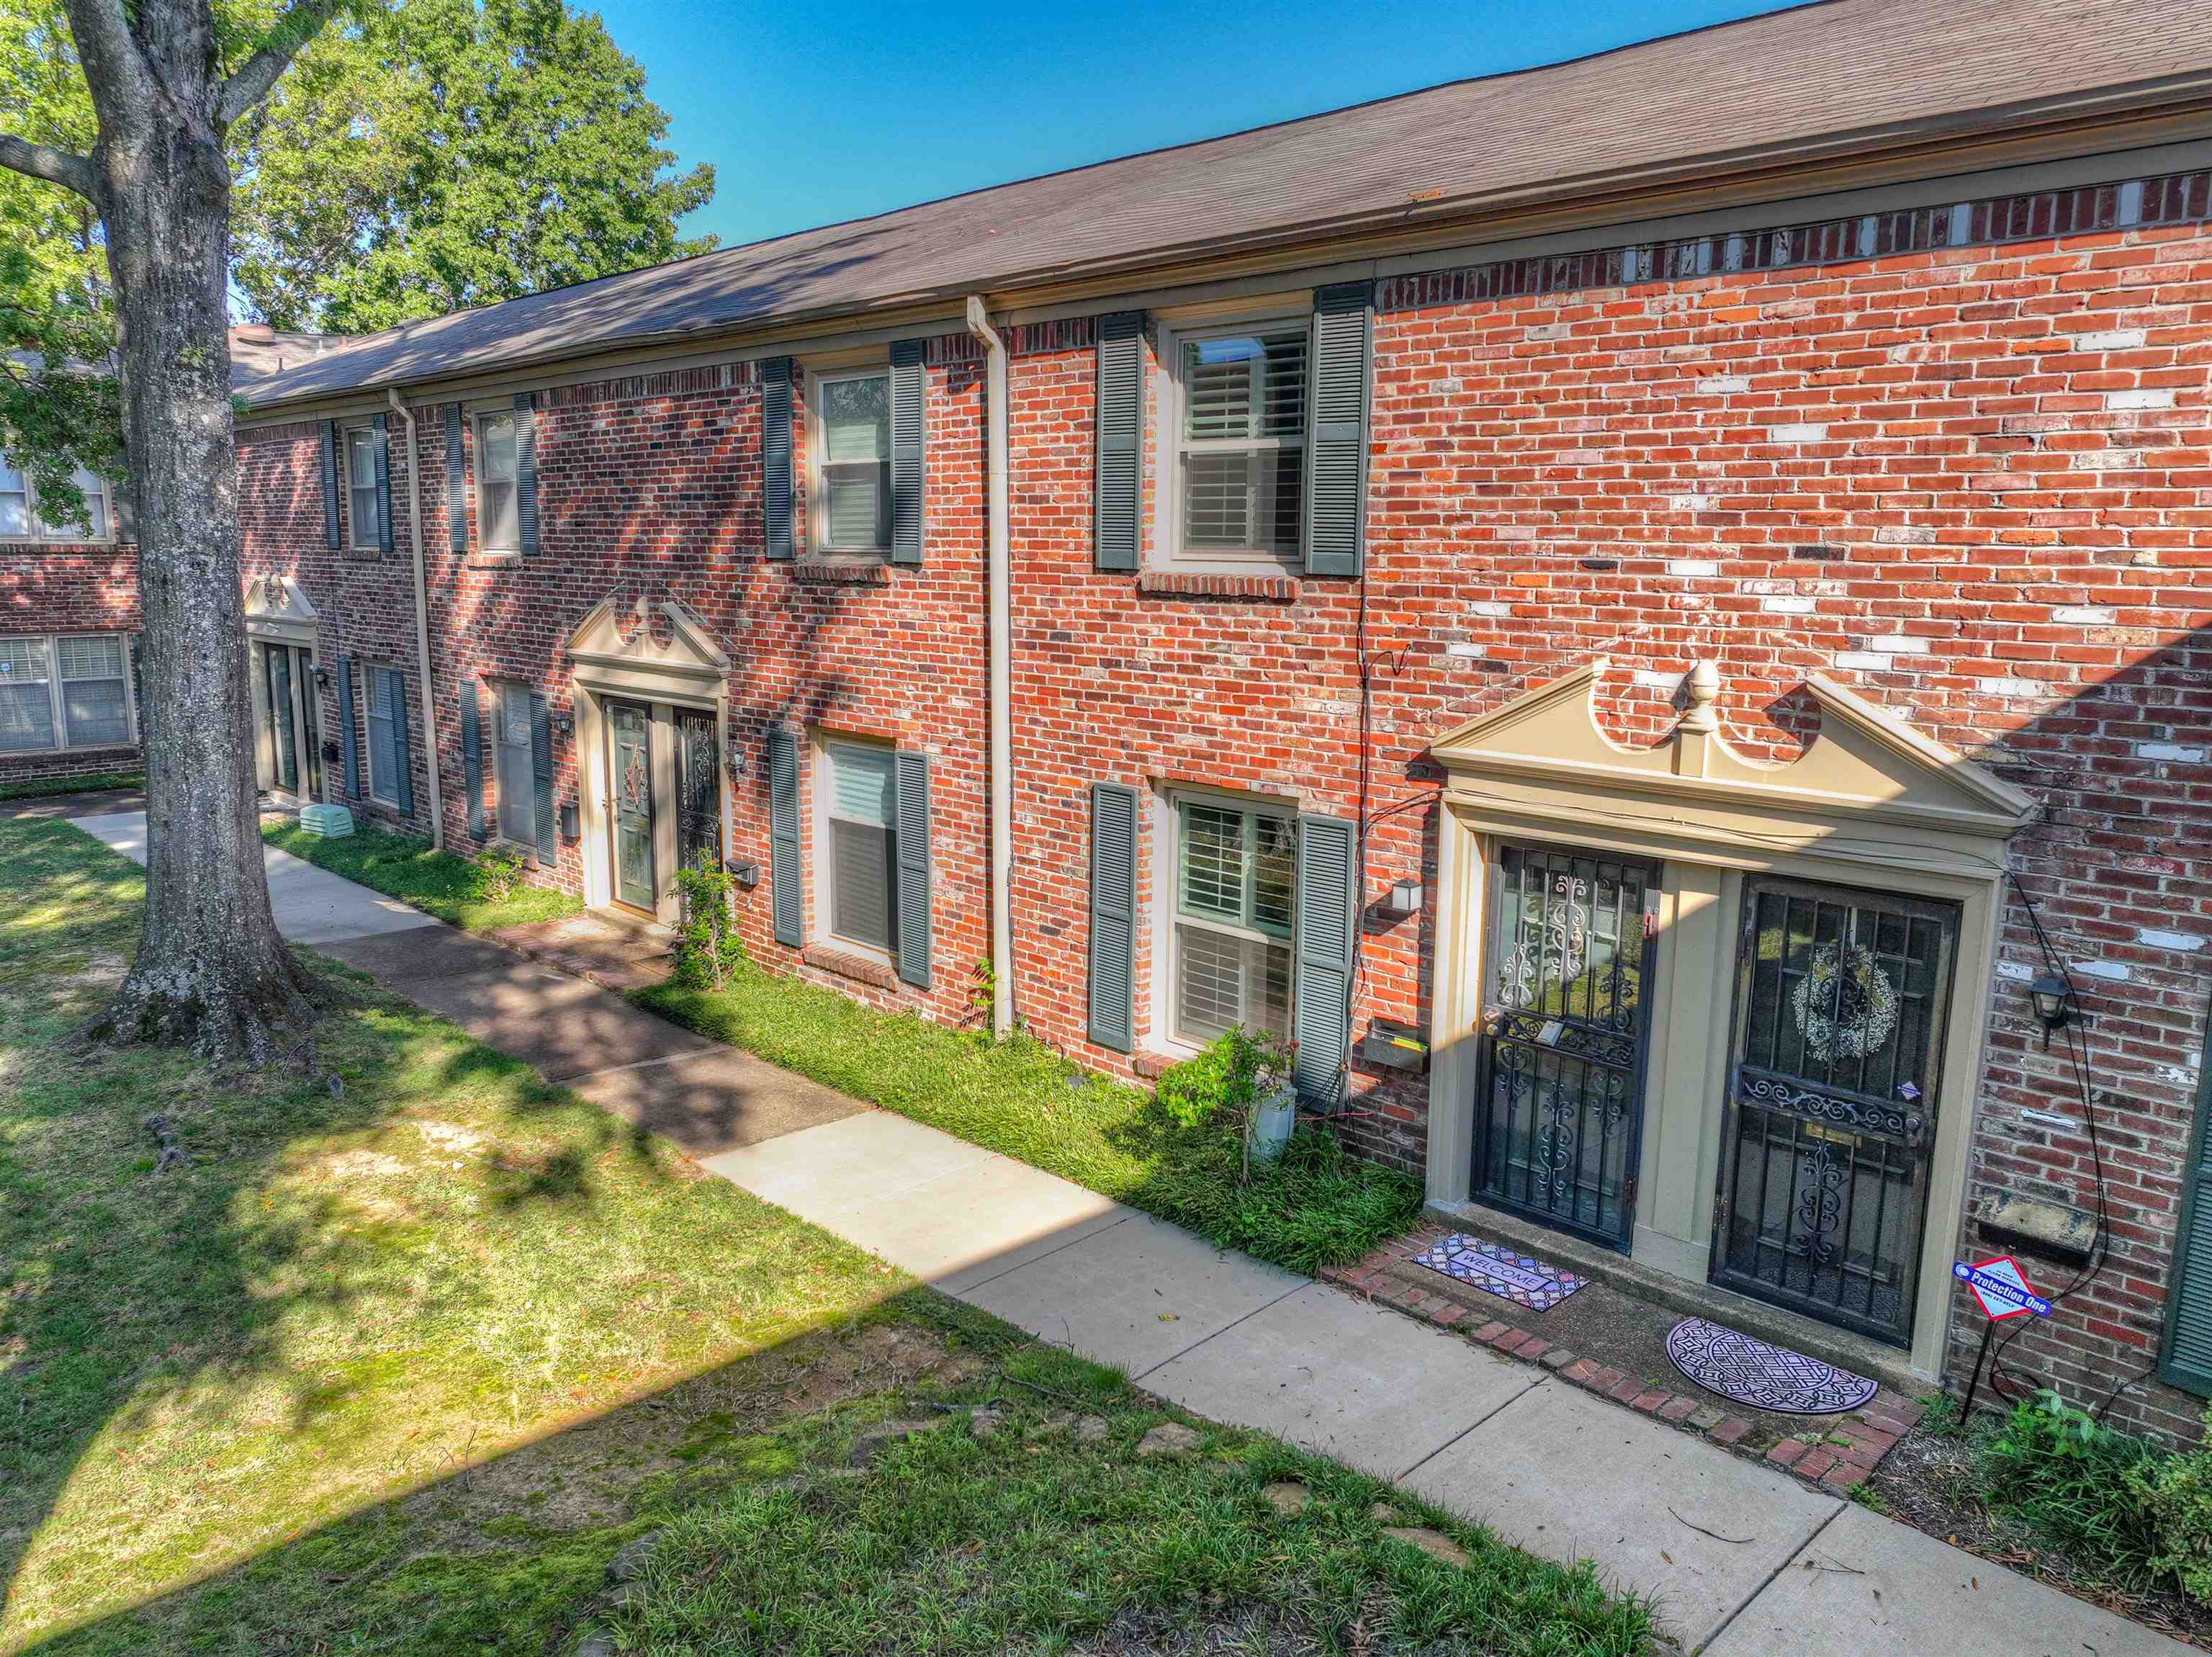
[366,667,400,804]
[1177,328,1307,562]
[0,637,55,752]
[57,634,129,747]
[0,459,32,539]
[495,685,535,843]
[818,372,891,553]
[1172,799,1295,1045]
[824,739,896,951]
[477,413,519,551]
[346,427,382,549]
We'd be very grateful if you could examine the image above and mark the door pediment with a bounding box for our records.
[1429,658,2034,863]
[565,596,728,698]
[243,573,318,642]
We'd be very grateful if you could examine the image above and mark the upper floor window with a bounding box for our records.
[475,412,520,552]
[0,457,113,542]
[812,367,890,557]
[344,425,382,550]
[1166,320,1308,571]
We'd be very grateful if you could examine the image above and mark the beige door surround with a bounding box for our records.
[243,574,320,799]
[565,596,733,925]
[1424,657,2036,1380]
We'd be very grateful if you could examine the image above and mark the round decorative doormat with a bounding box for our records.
[1665,1317,1879,1415]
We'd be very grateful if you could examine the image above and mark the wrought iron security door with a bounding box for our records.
[1474,845,1659,1252]
[1712,877,1958,1347]
[674,708,721,877]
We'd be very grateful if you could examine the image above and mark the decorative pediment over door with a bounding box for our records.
[565,596,729,701]
[1427,658,2034,876]
[242,573,318,645]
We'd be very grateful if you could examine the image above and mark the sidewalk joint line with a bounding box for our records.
[1695,1495,1846,1653]
[941,1213,1136,1295]
[1128,1276,1313,1383]
[551,1046,713,1086]
[1392,1373,1548,1484]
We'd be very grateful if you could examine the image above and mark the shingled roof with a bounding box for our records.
[241,0,2212,410]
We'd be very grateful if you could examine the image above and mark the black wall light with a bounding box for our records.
[2028,974,2077,1047]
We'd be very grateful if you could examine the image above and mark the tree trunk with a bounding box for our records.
[70,1,315,1061]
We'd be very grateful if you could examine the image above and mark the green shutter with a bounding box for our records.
[895,749,932,987]
[462,682,485,841]
[1087,782,1138,1051]
[768,724,801,946]
[371,412,395,554]
[889,339,925,566]
[320,420,341,549]
[1290,812,1357,1105]
[513,392,539,557]
[1303,282,1373,578]
[336,655,359,798]
[2161,995,2212,1395]
[530,691,555,868]
[1092,312,1143,572]
[387,668,414,818]
[445,403,468,554]
[762,357,793,561]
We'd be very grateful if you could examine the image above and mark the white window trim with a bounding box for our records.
[806,362,893,562]
[342,423,382,552]
[0,462,117,545]
[1151,305,1312,578]
[809,729,897,966]
[0,632,138,754]
[472,411,522,554]
[1146,783,1298,1059]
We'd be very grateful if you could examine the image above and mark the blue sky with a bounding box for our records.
[595,0,1814,253]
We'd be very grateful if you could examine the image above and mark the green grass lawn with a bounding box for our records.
[264,818,581,930]
[638,967,1426,1275]
[4,817,1654,1656]
[0,770,142,803]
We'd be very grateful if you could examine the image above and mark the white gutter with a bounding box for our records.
[965,295,1014,1039]
[386,389,446,850]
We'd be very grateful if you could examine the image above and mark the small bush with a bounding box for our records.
[1981,1390,2163,1584]
[473,845,531,904]
[670,859,745,989]
[1154,1028,1294,1133]
[2129,1414,2212,1605]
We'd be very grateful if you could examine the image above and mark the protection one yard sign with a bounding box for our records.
[1952,1255,2052,1321]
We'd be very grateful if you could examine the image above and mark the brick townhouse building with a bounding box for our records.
[89,0,2212,1440]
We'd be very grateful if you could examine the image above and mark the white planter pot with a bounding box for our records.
[1248,1087,1298,1164]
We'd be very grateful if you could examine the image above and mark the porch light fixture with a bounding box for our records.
[1382,879,1424,918]
[2028,974,2076,1046]
[313,665,330,690]
[549,709,575,739]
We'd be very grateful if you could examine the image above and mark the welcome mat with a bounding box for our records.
[1665,1316,1878,1415]
[1411,1233,1589,1312]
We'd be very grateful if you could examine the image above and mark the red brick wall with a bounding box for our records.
[231,166,2211,1442]
[0,543,142,784]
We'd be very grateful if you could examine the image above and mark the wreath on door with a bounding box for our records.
[1792,942,1900,1061]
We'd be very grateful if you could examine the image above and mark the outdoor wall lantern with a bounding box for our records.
[313,665,330,690]
[2028,974,2077,1046]
[549,709,575,740]
[724,744,745,779]
[1380,879,1424,918]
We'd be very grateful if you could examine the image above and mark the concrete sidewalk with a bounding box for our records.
[66,809,2188,1656]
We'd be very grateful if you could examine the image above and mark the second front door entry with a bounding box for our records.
[608,699,656,912]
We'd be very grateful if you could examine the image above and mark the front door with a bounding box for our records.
[262,642,298,796]
[608,700,657,913]
[1473,844,1659,1251]
[1711,877,1959,1347]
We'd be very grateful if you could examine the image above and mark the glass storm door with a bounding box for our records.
[608,701,656,912]
[674,708,721,878]
[262,642,298,795]
[1712,877,1959,1347]
[1473,845,1659,1251]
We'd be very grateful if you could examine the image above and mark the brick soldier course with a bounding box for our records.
[88,1,2212,1445]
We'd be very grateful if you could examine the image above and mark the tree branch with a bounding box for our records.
[218,0,348,128]
[0,133,102,204]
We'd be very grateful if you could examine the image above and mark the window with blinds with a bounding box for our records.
[822,739,897,953]
[0,637,55,752]
[0,634,135,752]
[366,667,400,804]
[1172,797,1295,1045]
[57,634,129,747]
[476,413,520,552]
[494,684,536,843]
[815,369,891,555]
[346,426,382,549]
[1174,325,1308,565]
[0,457,110,541]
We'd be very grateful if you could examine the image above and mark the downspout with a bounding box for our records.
[387,389,446,850]
[965,295,1014,1039]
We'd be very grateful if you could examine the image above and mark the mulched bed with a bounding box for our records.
[1865,1418,2212,1651]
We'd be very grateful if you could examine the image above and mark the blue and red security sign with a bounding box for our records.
[1952,1255,2052,1320]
